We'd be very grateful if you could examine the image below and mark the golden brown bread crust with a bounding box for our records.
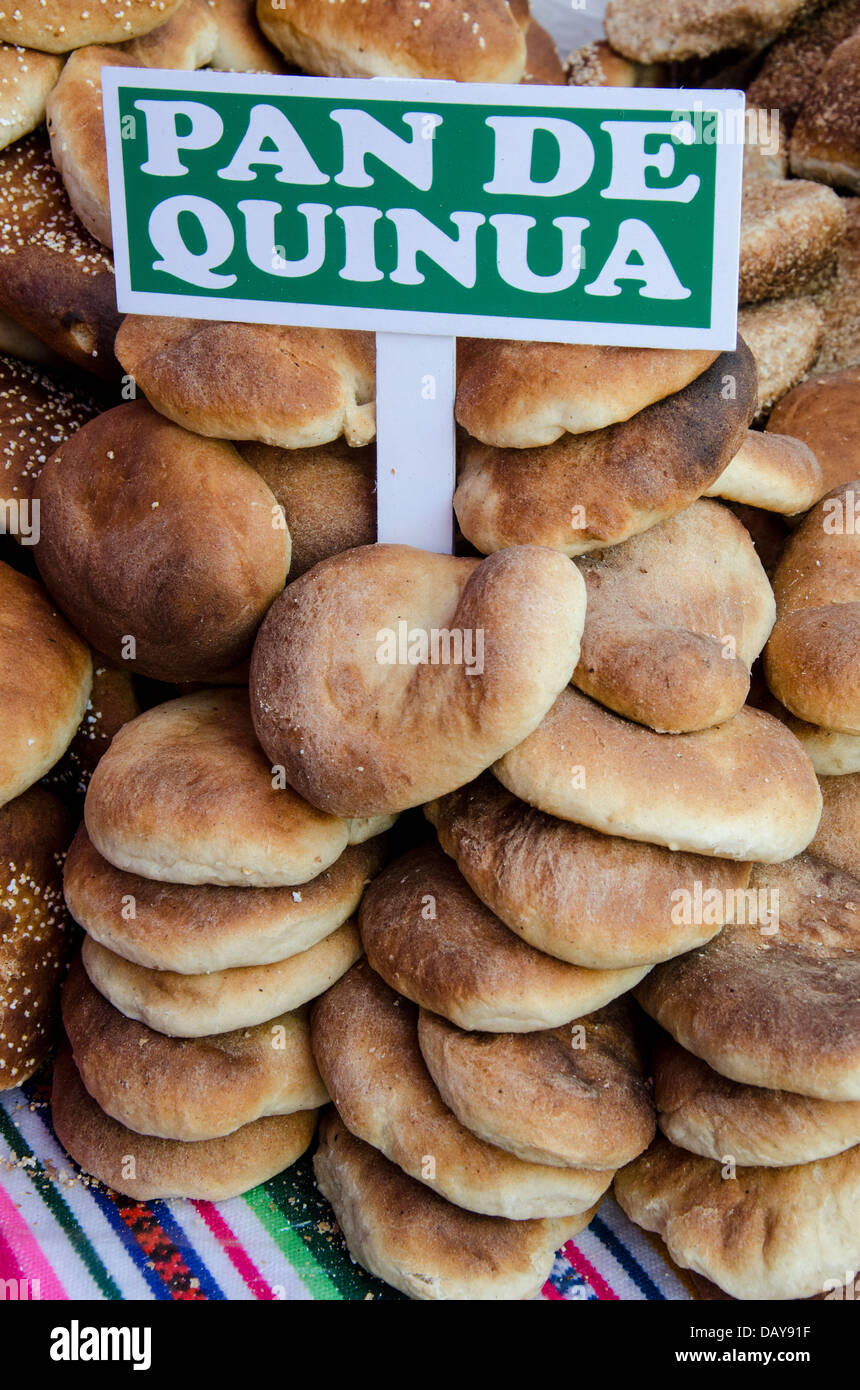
[765,480,860,732]
[0,561,92,808]
[359,843,647,1029]
[46,46,138,250]
[417,999,655,1170]
[62,955,327,1140]
[33,401,289,683]
[654,1036,860,1166]
[65,822,383,973]
[0,0,184,51]
[813,196,860,372]
[809,772,860,875]
[251,543,586,818]
[776,708,860,773]
[310,960,613,1217]
[314,1111,593,1301]
[739,177,847,305]
[426,776,752,970]
[790,34,860,192]
[454,345,756,556]
[573,499,775,731]
[747,0,860,134]
[0,134,121,378]
[565,38,659,87]
[704,429,824,512]
[606,0,815,62]
[115,317,376,449]
[636,853,860,1100]
[522,19,565,84]
[614,1135,860,1300]
[737,297,824,416]
[455,338,719,448]
[84,690,391,887]
[52,1040,317,1200]
[81,922,363,1037]
[0,43,62,151]
[767,367,860,493]
[257,0,527,81]
[239,440,375,579]
[209,0,293,71]
[0,354,102,517]
[123,0,219,66]
[0,785,73,1090]
[43,660,141,801]
[494,686,822,862]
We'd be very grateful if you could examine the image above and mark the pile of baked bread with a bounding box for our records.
[0,0,858,1302]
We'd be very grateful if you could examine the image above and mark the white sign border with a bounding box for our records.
[103,69,745,350]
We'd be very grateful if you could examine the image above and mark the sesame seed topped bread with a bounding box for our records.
[250,543,586,818]
[416,998,655,1170]
[605,0,816,63]
[0,785,73,1090]
[739,178,847,306]
[310,960,614,1217]
[0,133,121,378]
[80,923,363,1037]
[84,690,393,887]
[0,43,62,152]
[703,429,825,513]
[256,0,528,82]
[455,346,756,557]
[359,844,648,1030]
[64,822,383,973]
[62,954,327,1140]
[455,338,719,449]
[767,367,860,493]
[0,354,102,521]
[790,34,860,194]
[572,499,776,731]
[115,317,377,449]
[0,562,92,809]
[494,686,822,862]
[653,1035,860,1167]
[765,480,860,733]
[52,1040,317,1201]
[0,0,184,52]
[425,776,752,970]
[33,401,290,684]
[636,852,860,1100]
[614,1135,860,1301]
[314,1111,595,1301]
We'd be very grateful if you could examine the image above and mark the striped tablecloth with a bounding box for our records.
[0,1072,693,1302]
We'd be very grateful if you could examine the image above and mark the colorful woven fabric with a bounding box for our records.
[0,1074,695,1302]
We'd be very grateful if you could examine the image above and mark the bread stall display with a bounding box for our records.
[0,0,857,1315]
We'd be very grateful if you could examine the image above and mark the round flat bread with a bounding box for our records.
[426,776,752,970]
[52,1041,317,1201]
[417,998,655,1170]
[81,921,363,1037]
[310,961,613,1218]
[615,1135,860,1301]
[250,543,586,818]
[83,690,393,886]
[0,43,62,151]
[573,498,775,731]
[704,429,824,513]
[809,772,860,876]
[740,178,847,305]
[494,686,822,862]
[636,853,860,1101]
[0,561,92,808]
[454,346,755,556]
[360,843,648,1030]
[0,1,184,51]
[737,297,823,416]
[767,367,860,494]
[654,1036,860,1167]
[64,823,383,972]
[605,0,812,62]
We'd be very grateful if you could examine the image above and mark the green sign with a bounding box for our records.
[103,72,744,349]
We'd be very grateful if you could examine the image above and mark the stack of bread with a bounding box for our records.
[0,0,858,1305]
